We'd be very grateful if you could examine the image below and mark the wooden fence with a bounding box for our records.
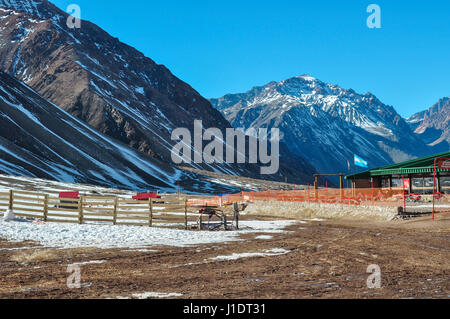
[0,190,196,229]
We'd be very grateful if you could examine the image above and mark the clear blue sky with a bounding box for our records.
[52,0,449,117]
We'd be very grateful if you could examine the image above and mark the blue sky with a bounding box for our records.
[52,0,449,117]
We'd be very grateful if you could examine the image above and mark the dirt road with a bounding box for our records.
[0,214,449,299]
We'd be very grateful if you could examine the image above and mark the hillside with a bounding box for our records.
[407,97,450,153]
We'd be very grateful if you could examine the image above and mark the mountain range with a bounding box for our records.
[0,0,447,191]
[0,0,316,186]
[0,70,244,193]
[407,97,449,153]
[210,75,446,174]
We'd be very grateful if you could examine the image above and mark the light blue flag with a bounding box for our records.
[354,154,368,168]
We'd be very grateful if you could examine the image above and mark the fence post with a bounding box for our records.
[234,202,239,230]
[78,196,84,224]
[43,194,48,222]
[113,197,118,225]
[8,190,13,210]
[371,178,374,205]
[148,198,153,227]
[184,199,188,230]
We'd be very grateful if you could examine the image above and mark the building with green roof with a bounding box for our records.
[346,151,450,194]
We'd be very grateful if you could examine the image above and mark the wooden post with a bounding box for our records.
[371,178,374,205]
[78,196,84,224]
[432,159,436,220]
[234,202,239,230]
[184,199,188,230]
[223,214,227,231]
[351,179,355,198]
[340,176,344,201]
[149,198,153,227]
[113,197,117,225]
[314,176,319,201]
[43,194,49,222]
[402,175,407,215]
[408,174,413,194]
[436,173,440,194]
[8,190,13,210]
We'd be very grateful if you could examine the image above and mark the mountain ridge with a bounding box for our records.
[210,75,434,174]
[407,97,450,153]
[0,0,317,184]
[0,70,188,191]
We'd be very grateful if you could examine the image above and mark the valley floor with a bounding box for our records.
[0,214,449,299]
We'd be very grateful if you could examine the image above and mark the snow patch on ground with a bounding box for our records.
[238,220,297,233]
[208,248,291,261]
[71,260,106,266]
[115,292,183,299]
[0,219,297,249]
[3,209,14,221]
[169,248,291,268]
[254,235,273,240]
[132,292,183,299]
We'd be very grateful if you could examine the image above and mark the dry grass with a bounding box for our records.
[9,247,100,263]
[10,249,60,262]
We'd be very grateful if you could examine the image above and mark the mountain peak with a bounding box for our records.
[296,74,317,82]
[0,0,45,15]
[0,0,315,185]
[210,75,431,174]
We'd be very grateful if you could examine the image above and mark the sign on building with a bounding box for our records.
[438,160,450,170]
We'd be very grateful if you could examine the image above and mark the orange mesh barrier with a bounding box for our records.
[211,188,449,210]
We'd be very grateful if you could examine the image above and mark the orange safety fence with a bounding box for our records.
[187,198,223,207]
[204,188,450,211]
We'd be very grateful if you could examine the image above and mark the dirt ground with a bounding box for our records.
[0,213,449,299]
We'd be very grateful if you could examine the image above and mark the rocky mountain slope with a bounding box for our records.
[211,75,433,174]
[0,71,243,193]
[0,0,316,184]
[407,97,449,153]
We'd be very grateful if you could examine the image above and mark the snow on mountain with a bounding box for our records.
[211,75,433,174]
[407,97,450,153]
[0,0,316,184]
[0,71,243,193]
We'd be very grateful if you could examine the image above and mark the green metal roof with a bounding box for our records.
[346,151,450,179]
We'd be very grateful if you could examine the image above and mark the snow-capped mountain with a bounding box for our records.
[407,97,449,153]
[210,75,433,174]
[0,71,244,193]
[0,0,316,184]
[0,0,227,167]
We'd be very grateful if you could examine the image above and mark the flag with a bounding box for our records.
[354,154,368,168]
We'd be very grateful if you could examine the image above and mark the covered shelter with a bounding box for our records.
[346,151,450,194]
